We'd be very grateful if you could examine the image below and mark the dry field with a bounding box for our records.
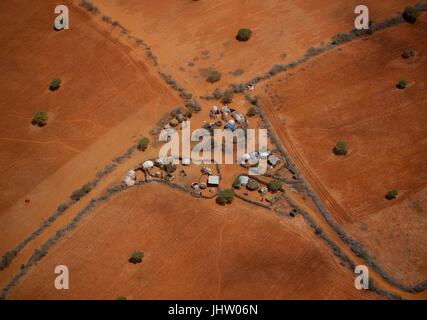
[258,14,427,286]
[1,0,426,300]
[88,0,417,93]
[9,184,380,300]
[0,0,181,255]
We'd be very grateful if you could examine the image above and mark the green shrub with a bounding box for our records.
[222,90,234,104]
[163,162,177,174]
[246,106,258,117]
[216,189,234,205]
[137,137,149,151]
[403,6,420,23]
[49,78,62,91]
[333,141,348,156]
[397,79,407,89]
[267,180,282,193]
[129,251,144,264]
[70,183,92,201]
[386,189,398,200]
[170,118,179,127]
[236,28,252,41]
[31,111,48,127]
[117,296,127,300]
[207,71,221,83]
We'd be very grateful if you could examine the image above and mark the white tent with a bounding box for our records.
[239,175,250,186]
[182,157,191,166]
[124,176,135,187]
[127,170,136,180]
[142,160,154,170]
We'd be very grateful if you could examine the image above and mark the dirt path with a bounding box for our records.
[259,93,427,299]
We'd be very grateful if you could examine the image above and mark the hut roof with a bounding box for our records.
[208,175,220,186]
[182,158,191,166]
[142,160,154,169]
[268,155,280,166]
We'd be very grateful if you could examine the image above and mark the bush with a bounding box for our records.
[170,118,179,127]
[403,6,420,23]
[31,111,48,127]
[333,141,348,156]
[246,106,258,117]
[49,78,62,91]
[267,180,282,193]
[117,296,127,300]
[397,79,407,89]
[222,90,234,104]
[207,71,221,83]
[236,28,252,41]
[129,251,144,264]
[386,189,398,200]
[70,183,92,201]
[401,49,414,59]
[163,162,177,174]
[216,189,234,205]
[137,137,149,151]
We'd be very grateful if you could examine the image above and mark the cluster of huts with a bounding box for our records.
[233,175,280,204]
[190,166,221,196]
[208,105,246,132]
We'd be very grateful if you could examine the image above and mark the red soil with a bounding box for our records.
[9,184,380,300]
[89,0,418,94]
[258,15,427,285]
[0,0,181,256]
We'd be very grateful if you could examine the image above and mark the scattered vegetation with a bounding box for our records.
[222,90,234,104]
[70,184,92,201]
[31,111,48,127]
[216,189,234,205]
[207,70,221,83]
[236,28,253,42]
[80,0,99,13]
[333,141,349,156]
[49,78,62,91]
[246,105,258,117]
[403,6,420,23]
[397,79,407,89]
[267,180,283,193]
[129,251,144,264]
[137,137,149,151]
[386,189,398,200]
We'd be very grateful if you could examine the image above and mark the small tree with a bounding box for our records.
[129,251,144,264]
[386,189,398,200]
[401,49,414,59]
[397,79,407,89]
[70,183,92,201]
[246,105,258,117]
[403,6,420,24]
[49,78,62,91]
[32,111,48,127]
[236,28,252,41]
[333,141,348,156]
[137,137,149,151]
[267,180,282,193]
[207,71,221,83]
[222,90,234,104]
[216,189,234,205]
[163,162,177,174]
[117,296,127,300]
